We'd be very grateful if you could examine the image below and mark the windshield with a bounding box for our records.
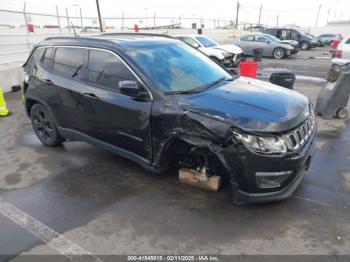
[195,36,219,47]
[296,29,306,36]
[264,34,281,43]
[126,42,232,94]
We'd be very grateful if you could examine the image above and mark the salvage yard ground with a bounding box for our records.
[0,47,350,260]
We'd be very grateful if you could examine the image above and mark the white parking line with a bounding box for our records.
[0,197,102,261]
[296,56,331,59]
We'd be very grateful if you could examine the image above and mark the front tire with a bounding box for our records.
[273,48,285,59]
[301,42,310,50]
[30,103,65,146]
[336,108,348,119]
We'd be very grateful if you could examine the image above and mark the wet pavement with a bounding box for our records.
[1,48,350,261]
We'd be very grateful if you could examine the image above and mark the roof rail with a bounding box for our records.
[99,32,174,39]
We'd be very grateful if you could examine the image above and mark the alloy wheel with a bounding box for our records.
[33,109,54,143]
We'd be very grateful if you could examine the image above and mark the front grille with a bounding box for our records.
[282,112,316,151]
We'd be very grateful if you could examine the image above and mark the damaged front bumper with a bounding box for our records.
[222,129,316,205]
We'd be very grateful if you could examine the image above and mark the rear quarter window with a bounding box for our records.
[53,47,85,78]
[42,47,54,68]
[346,38,350,44]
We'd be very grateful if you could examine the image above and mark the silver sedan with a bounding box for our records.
[232,34,294,59]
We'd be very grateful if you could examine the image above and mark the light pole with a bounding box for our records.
[96,0,103,32]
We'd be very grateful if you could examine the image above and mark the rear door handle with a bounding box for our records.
[83,93,99,100]
[43,79,53,85]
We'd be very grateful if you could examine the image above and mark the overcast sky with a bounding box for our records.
[0,0,350,27]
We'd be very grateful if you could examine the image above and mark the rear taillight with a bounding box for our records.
[335,50,342,58]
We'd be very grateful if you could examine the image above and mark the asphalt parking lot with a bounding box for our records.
[1,47,350,261]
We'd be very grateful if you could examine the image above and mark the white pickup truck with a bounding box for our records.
[332,37,350,66]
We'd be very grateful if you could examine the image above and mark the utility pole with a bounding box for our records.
[65,8,70,32]
[153,13,156,29]
[258,5,262,25]
[96,0,103,32]
[23,2,29,34]
[121,11,125,30]
[315,4,321,27]
[276,14,279,27]
[235,1,240,29]
[79,8,83,28]
[56,5,61,32]
[327,8,330,24]
[144,8,148,29]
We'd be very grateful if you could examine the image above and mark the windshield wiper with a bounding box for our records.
[164,77,232,95]
[197,76,231,91]
[164,89,202,95]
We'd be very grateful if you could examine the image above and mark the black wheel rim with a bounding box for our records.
[33,109,53,142]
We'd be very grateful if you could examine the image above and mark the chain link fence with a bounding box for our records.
[0,6,260,65]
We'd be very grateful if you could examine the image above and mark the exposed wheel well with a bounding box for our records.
[158,138,230,182]
[25,98,39,115]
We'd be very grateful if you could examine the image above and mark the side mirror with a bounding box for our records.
[266,40,271,44]
[119,80,144,98]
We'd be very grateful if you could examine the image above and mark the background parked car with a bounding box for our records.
[264,34,299,54]
[332,37,350,66]
[306,33,322,47]
[318,34,340,46]
[264,28,319,50]
[174,34,243,70]
[232,34,294,59]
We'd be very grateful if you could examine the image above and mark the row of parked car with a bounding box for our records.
[172,28,343,72]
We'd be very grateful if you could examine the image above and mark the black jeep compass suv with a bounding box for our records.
[22,33,316,205]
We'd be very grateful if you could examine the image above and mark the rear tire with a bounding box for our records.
[273,48,285,59]
[336,108,348,119]
[30,103,65,146]
[301,42,310,50]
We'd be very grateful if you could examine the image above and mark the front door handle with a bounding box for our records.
[43,79,53,85]
[83,93,99,100]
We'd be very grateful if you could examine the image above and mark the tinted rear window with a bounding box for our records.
[53,47,84,78]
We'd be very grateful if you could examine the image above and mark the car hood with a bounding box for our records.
[210,44,243,55]
[280,40,299,46]
[178,77,310,133]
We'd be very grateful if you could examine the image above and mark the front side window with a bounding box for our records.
[126,42,232,93]
[255,36,267,42]
[291,30,301,40]
[85,49,136,90]
[195,36,218,47]
[264,34,281,43]
[265,29,277,36]
[53,47,84,78]
[182,37,199,48]
[241,35,254,41]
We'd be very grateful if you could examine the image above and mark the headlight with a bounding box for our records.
[222,51,231,57]
[233,131,287,154]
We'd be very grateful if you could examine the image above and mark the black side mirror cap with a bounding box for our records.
[119,80,142,97]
